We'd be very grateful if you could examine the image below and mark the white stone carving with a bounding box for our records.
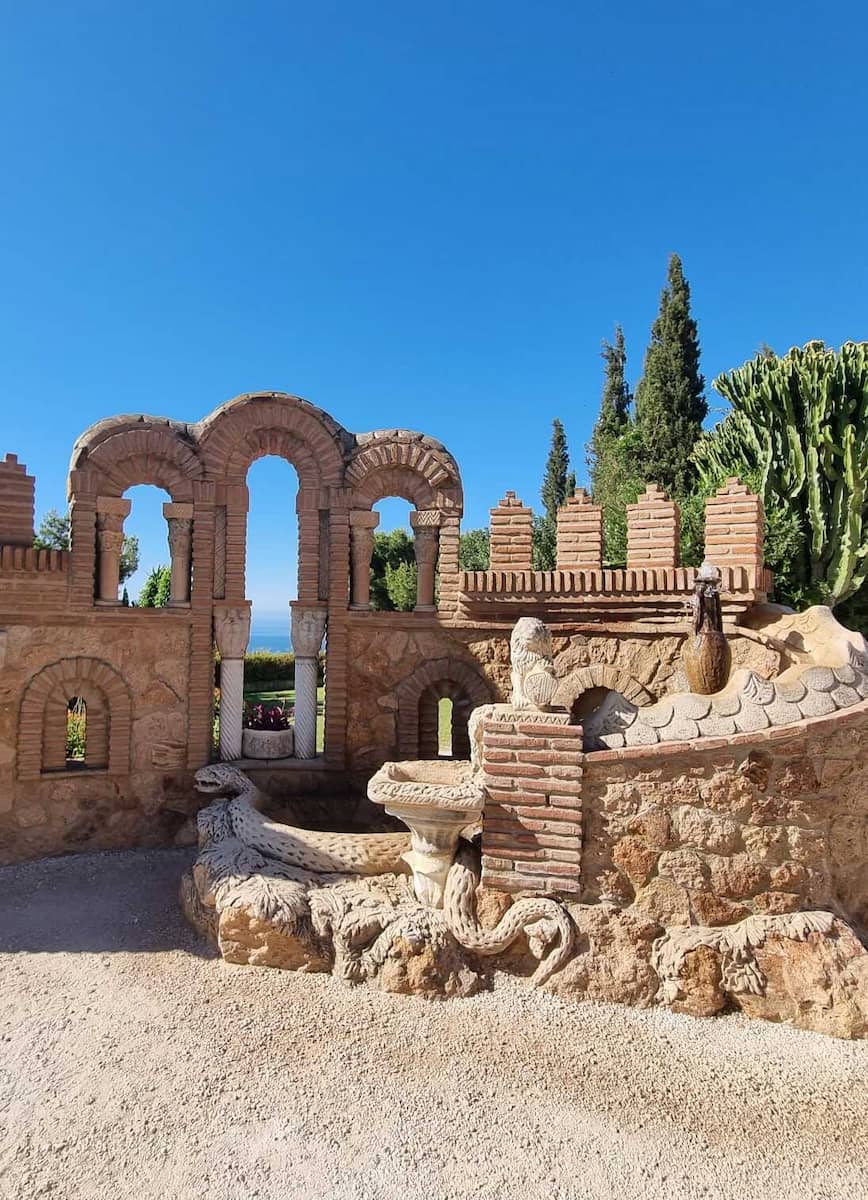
[652,910,837,1002]
[367,759,485,907]
[509,617,558,710]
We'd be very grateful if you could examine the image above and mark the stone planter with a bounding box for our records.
[241,726,294,760]
[367,760,485,908]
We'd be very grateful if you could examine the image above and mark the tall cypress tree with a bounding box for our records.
[589,325,631,488]
[586,326,641,566]
[634,254,707,496]
[535,418,572,569]
[541,418,570,522]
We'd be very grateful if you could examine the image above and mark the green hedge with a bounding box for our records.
[215,650,326,687]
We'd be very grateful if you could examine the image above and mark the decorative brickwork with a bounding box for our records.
[18,657,132,780]
[480,710,583,896]
[626,483,680,570]
[704,477,764,580]
[489,491,533,571]
[556,487,602,568]
[395,658,493,759]
[0,454,35,547]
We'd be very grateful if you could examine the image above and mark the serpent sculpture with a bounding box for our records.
[190,763,574,988]
[194,762,411,874]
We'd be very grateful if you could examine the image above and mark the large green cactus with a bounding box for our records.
[695,341,868,606]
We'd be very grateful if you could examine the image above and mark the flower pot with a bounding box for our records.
[241,726,295,760]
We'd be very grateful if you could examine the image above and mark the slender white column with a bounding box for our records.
[291,606,327,759]
[214,603,251,762]
[349,509,379,608]
[218,657,244,760]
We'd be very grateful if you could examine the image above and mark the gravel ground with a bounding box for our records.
[2,848,868,1200]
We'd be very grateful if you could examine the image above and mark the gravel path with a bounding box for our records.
[2,848,868,1200]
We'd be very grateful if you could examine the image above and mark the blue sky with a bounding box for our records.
[2,2,866,625]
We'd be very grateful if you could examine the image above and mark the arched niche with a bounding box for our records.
[394,658,492,760]
[18,658,132,779]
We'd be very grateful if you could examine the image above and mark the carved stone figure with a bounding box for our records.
[681,560,731,694]
[185,763,575,992]
[510,616,558,710]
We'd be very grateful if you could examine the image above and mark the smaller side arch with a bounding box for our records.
[394,658,492,759]
[346,431,463,512]
[18,658,133,780]
[69,421,203,500]
[554,664,653,720]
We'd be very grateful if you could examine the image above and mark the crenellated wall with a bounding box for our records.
[0,392,775,865]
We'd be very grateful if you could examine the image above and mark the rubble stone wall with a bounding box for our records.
[0,616,195,863]
[580,699,868,931]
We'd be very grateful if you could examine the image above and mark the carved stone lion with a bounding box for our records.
[510,617,558,711]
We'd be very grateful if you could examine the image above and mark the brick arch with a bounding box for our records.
[18,658,132,780]
[197,393,347,486]
[555,665,653,714]
[395,658,492,758]
[69,422,203,501]
[346,431,463,512]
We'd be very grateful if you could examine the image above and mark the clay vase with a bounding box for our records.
[681,630,731,695]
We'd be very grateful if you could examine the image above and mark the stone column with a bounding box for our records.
[214,603,251,761]
[349,510,380,609]
[410,510,441,611]
[164,502,194,606]
[291,605,327,759]
[95,496,131,604]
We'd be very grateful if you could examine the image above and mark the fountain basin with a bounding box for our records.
[368,760,485,908]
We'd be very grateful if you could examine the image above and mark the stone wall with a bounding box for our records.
[580,699,868,931]
[0,616,195,863]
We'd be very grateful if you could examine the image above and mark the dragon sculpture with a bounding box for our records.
[187,762,574,988]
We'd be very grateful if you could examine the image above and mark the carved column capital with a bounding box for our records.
[97,528,124,553]
[291,605,327,658]
[214,603,251,658]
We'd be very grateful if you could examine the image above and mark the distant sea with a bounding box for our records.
[249,615,290,653]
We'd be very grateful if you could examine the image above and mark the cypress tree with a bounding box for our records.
[586,326,642,566]
[535,418,572,569]
[589,326,631,489]
[634,254,707,496]
[541,418,570,523]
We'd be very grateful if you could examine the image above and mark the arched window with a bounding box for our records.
[395,659,492,761]
[66,697,87,765]
[18,659,131,779]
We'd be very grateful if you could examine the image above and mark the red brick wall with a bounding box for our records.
[489,491,533,571]
[556,488,602,568]
[480,711,583,896]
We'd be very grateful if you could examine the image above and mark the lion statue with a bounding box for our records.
[510,617,558,711]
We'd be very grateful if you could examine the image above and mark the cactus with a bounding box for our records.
[695,342,868,607]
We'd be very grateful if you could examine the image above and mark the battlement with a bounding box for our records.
[0,453,35,548]
[456,479,769,621]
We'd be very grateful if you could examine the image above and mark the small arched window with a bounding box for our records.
[66,697,87,766]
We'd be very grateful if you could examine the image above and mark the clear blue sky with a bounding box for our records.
[2,2,866,625]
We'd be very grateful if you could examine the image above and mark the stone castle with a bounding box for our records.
[3,391,868,1036]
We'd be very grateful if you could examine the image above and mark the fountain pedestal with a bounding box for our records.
[367,760,485,908]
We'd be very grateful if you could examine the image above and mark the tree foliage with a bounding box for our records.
[536,418,573,569]
[634,254,707,497]
[587,327,643,566]
[34,508,138,583]
[370,528,417,611]
[33,508,71,551]
[694,341,868,608]
[458,528,490,570]
[138,564,171,607]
